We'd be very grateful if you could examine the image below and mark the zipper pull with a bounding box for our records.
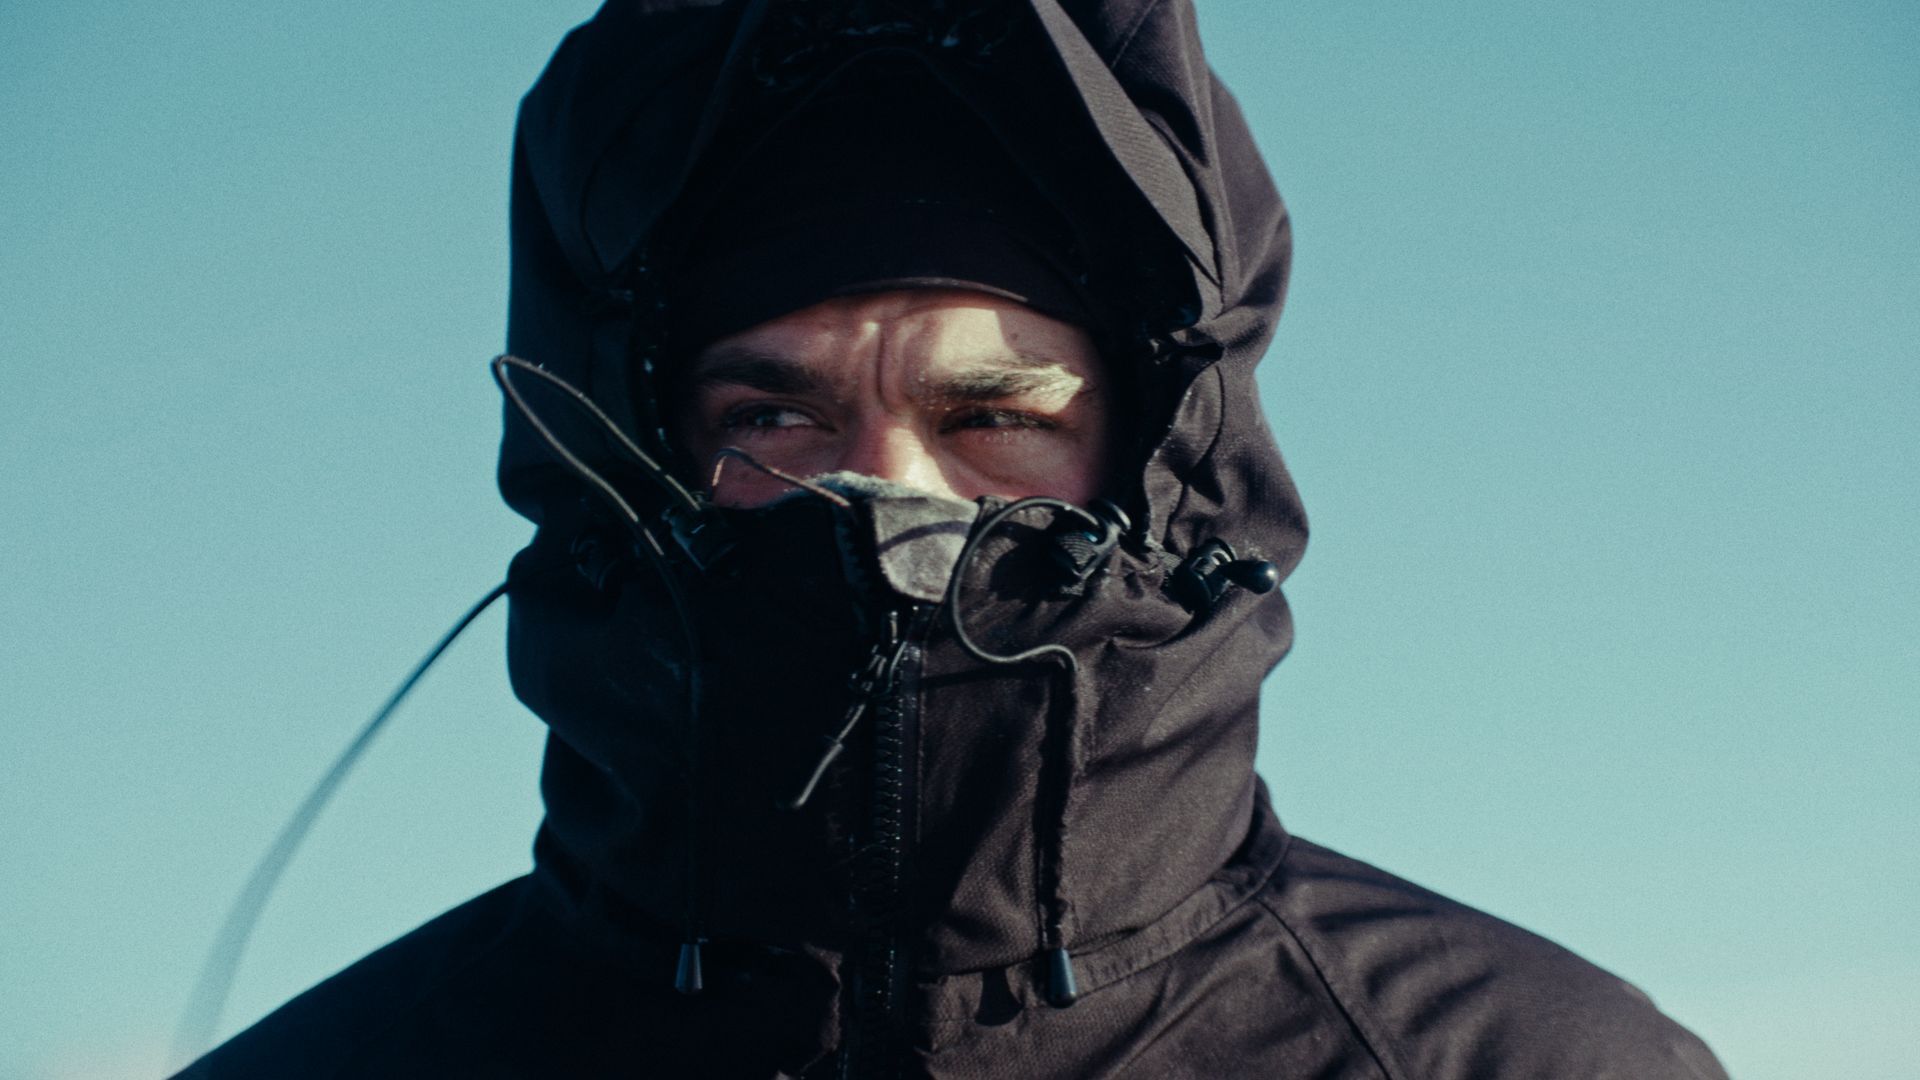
[779,614,909,811]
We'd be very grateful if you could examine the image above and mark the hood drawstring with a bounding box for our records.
[1039,664,1083,1007]
[945,497,1126,1008]
[675,679,706,997]
[493,354,717,994]
[500,358,898,992]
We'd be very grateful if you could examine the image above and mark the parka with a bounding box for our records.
[178,2,1729,1076]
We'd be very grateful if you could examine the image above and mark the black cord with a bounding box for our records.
[492,354,702,519]
[939,496,1106,1006]
[708,447,852,509]
[942,497,1103,669]
[647,523,707,994]
[491,353,713,992]
[172,582,510,1067]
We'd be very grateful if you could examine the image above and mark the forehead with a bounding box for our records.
[689,288,1100,377]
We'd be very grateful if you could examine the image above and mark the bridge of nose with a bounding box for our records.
[833,415,960,502]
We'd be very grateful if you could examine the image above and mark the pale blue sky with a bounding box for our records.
[2,3,1914,1077]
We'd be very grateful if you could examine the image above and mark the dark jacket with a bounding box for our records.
[180,2,1727,1076]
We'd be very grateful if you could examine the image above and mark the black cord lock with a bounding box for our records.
[1168,539,1280,612]
[665,505,738,573]
[1045,499,1132,594]
[569,528,625,593]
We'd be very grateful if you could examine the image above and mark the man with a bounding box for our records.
[181,1,1727,1076]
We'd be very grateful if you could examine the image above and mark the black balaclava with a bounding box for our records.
[663,53,1095,354]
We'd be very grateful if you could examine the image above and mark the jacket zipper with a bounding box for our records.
[840,605,925,1080]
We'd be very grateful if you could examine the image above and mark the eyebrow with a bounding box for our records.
[928,365,1081,403]
[683,348,831,397]
[685,345,1090,404]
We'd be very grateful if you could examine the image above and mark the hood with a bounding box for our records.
[497,0,1306,1008]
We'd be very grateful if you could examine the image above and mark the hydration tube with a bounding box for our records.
[172,582,509,1066]
[176,355,703,1064]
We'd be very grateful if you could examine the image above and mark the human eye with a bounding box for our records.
[944,408,1056,433]
[718,403,821,432]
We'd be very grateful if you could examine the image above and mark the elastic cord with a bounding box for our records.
[708,446,852,510]
[493,353,712,990]
[942,497,1100,1006]
[492,354,702,518]
[1037,659,1082,1006]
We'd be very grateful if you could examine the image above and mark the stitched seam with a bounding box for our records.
[1107,0,1165,68]
[1255,885,1406,1080]
[1159,363,1228,551]
[918,808,1290,1022]
[1058,802,1291,998]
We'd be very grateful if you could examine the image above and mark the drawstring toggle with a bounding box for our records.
[1045,499,1131,594]
[674,938,706,995]
[1046,946,1079,1007]
[1168,538,1279,612]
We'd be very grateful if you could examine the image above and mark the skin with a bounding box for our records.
[675,288,1110,507]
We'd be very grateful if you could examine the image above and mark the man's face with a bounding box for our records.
[676,288,1110,507]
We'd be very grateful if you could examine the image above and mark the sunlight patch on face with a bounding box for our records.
[911,359,1091,414]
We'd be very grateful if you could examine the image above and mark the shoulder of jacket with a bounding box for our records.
[170,878,535,1080]
[1253,837,1728,1080]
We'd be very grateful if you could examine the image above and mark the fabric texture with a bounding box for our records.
[665,52,1096,349]
[178,2,1728,1077]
